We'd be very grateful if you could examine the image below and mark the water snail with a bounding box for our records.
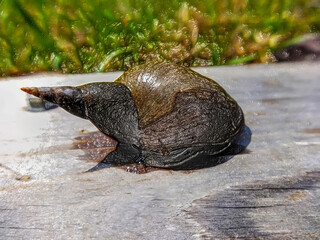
[21,62,245,171]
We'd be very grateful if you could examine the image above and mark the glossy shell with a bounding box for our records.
[116,62,244,152]
[21,62,245,169]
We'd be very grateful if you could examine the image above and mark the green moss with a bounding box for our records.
[0,0,319,76]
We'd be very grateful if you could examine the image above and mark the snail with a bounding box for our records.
[21,62,244,171]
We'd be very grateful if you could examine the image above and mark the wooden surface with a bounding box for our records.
[0,63,319,239]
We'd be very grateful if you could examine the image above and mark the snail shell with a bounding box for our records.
[21,62,244,169]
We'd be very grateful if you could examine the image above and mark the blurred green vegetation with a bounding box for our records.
[0,0,319,76]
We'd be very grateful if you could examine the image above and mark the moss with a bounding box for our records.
[0,0,319,76]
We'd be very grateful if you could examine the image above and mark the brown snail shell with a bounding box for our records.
[21,62,244,170]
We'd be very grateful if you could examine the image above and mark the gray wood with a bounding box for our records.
[0,63,319,239]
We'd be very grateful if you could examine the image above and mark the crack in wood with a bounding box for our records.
[184,170,320,239]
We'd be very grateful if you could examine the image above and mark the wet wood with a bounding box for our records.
[0,63,319,239]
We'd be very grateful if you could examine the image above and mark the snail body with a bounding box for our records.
[22,62,244,170]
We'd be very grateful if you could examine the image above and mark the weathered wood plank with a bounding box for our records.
[0,63,319,239]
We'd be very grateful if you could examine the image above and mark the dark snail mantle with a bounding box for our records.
[21,62,245,171]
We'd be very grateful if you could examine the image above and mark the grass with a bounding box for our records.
[0,0,319,76]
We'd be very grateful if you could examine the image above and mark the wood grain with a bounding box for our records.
[0,63,319,239]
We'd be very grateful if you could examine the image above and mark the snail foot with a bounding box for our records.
[85,143,142,173]
[85,162,114,172]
